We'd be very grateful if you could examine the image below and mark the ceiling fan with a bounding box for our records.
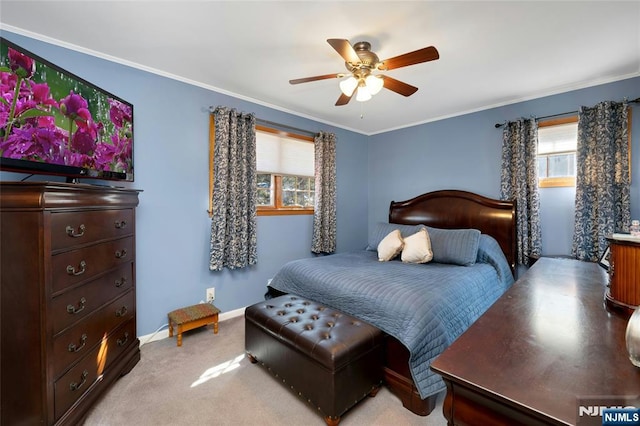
[289,39,439,106]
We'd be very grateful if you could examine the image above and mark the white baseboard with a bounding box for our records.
[138,306,246,346]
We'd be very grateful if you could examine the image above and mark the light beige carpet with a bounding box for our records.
[84,315,447,426]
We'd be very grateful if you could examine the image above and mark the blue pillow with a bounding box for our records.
[425,226,481,266]
[366,222,425,251]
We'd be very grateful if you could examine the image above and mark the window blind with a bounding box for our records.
[256,130,314,177]
[538,122,577,154]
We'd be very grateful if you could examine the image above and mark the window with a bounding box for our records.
[256,126,315,215]
[537,116,578,188]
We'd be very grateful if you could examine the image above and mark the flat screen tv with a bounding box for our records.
[0,37,133,182]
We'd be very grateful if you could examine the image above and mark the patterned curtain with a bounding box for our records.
[500,118,542,265]
[209,107,257,271]
[572,101,630,261]
[311,131,337,254]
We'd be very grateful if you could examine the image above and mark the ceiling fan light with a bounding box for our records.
[339,76,358,96]
[356,85,372,102]
[365,75,384,95]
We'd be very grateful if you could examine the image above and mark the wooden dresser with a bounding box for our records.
[0,181,141,425]
[431,258,640,425]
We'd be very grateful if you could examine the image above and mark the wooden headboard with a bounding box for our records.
[389,190,517,273]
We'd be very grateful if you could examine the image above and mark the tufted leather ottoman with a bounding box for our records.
[245,294,384,425]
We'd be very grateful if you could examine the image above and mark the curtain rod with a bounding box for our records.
[255,118,317,138]
[494,97,640,129]
[207,106,317,137]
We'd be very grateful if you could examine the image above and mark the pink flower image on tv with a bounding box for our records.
[0,46,133,175]
[7,47,34,78]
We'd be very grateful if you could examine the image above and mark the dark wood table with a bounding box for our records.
[431,258,640,425]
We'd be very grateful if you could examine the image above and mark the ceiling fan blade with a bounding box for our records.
[335,92,353,106]
[379,46,439,71]
[327,39,360,64]
[289,73,342,85]
[382,76,418,97]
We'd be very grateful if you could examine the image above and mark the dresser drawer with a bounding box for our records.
[52,293,135,380]
[54,317,137,421]
[103,318,137,370]
[52,264,134,335]
[51,209,134,251]
[52,237,134,294]
[54,344,101,421]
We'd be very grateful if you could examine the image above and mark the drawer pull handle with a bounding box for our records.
[115,277,127,288]
[116,306,128,317]
[69,370,89,392]
[66,261,87,276]
[117,332,130,347]
[115,220,127,229]
[115,249,127,259]
[67,297,87,315]
[65,224,86,238]
[68,334,88,353]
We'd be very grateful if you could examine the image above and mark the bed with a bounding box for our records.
[266,189,517,416]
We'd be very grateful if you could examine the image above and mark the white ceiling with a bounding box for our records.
[1,1,639,135]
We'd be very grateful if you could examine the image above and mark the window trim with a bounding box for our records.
[255,125,315,216]
[538,116,578,188]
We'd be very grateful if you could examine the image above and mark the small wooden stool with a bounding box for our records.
[168,303,220,346]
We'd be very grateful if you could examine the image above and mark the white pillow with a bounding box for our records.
[401,228,433,264]
[377,229,404,261]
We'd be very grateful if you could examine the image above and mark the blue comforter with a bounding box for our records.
[268,234,514,399]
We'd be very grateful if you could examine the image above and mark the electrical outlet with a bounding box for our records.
[206,287,215,302]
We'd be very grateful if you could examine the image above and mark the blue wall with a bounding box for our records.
[369,77,640,256]
[2,30,639,335]
[0,31,369,335]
